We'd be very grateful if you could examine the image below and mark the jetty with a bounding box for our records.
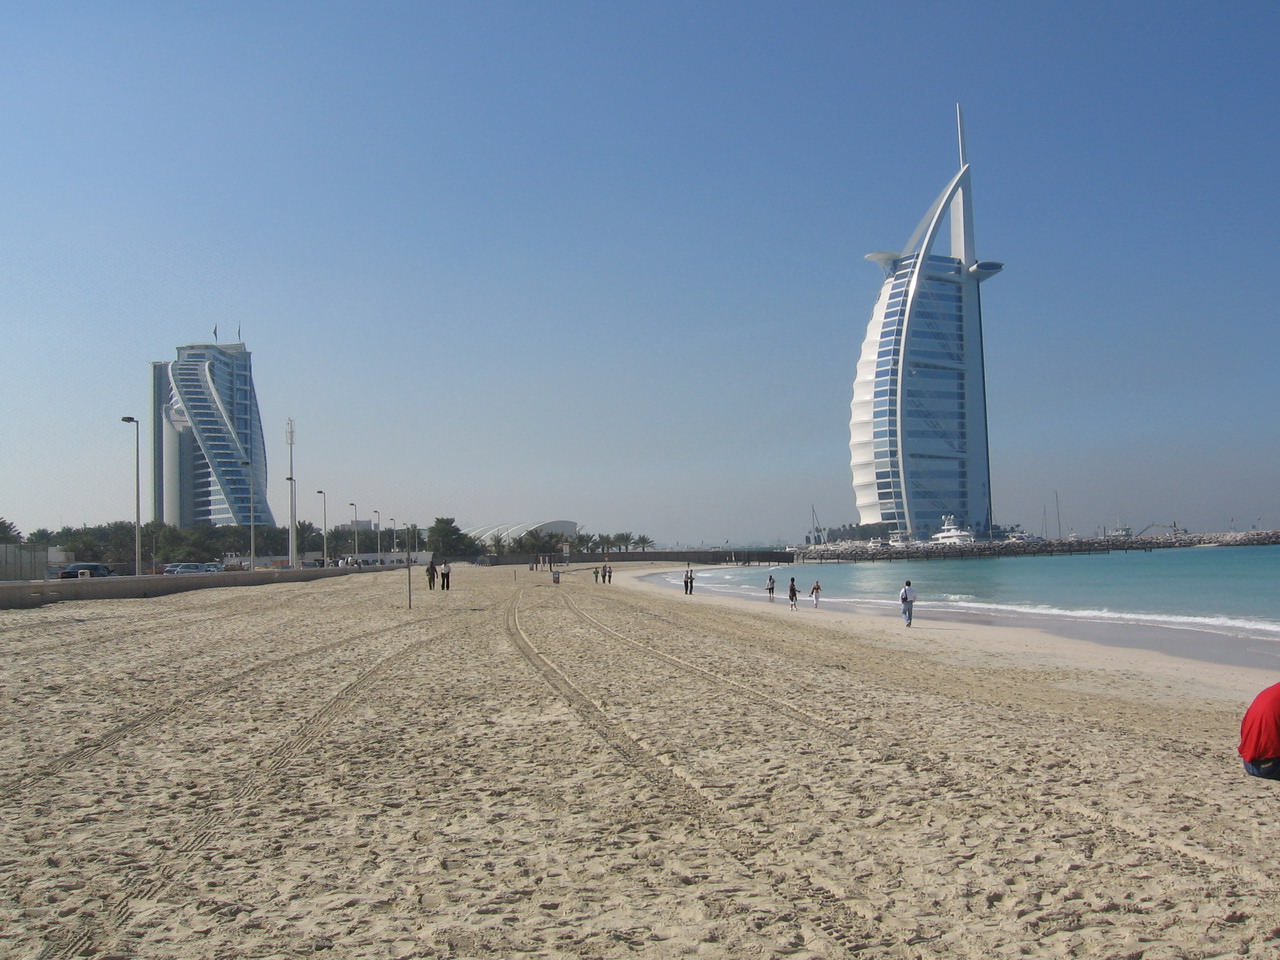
[794,529,1280,563]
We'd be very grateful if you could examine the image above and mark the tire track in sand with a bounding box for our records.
[36,619,453,960]
[505,588,896,958]
[0,615,427,801]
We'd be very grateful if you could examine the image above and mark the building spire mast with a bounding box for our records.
[956,103,967,168]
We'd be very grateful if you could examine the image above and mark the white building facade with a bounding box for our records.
[850,109,1002,540]
[151,342,274,528]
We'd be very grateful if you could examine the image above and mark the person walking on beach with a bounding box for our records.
[810,581,821,607]
[606,565,612,584]
[766,575,775,601]
[788,577,798,610]
[1239,681,1280,779]
[593,567,599,584]
[426,560,437,590]
[684,567,694,595]
[440,561,452,591]
[899,580,917,626]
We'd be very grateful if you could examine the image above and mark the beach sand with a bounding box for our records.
[2,562,1279,959]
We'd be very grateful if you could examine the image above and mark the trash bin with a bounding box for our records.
[552,571,560,584]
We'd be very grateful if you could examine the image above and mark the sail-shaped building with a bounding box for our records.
[151,342,274,528]
[850,108,1002,540]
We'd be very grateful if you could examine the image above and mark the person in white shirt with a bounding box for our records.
[899,580,917,626]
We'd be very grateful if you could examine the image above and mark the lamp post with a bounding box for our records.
[285,475,297,568]
[120,417,141,575]
[389,518,396,553]
[349,502,358,559]
[286,419,297,569]
[240,460,255,571]
[317,490,328,566]
[374,509,381,559]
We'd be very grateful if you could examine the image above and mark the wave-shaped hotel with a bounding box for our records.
[151,342,274,528]
[850,107,1002,541]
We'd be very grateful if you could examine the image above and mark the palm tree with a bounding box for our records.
[295,520,321,554]
[0,518,20,544]
[632,534,654,552]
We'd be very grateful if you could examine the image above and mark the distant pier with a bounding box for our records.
[794,529,1280,563]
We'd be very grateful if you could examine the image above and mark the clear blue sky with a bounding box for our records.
[4,1,1278,545]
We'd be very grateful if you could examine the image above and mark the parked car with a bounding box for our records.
[58,562,116,579]
[202,562,225,573]
[162,562,205,575]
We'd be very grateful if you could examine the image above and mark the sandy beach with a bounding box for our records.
[3,563,1279,959]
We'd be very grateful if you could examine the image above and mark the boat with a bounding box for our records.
[929,515,976,545]
[1004,531,1043,543]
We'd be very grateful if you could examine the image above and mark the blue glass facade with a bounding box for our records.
[851,115,1000,540]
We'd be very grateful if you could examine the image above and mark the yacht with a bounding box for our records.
[929,515,976,545]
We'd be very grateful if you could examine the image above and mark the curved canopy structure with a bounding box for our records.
[462,520,579,544]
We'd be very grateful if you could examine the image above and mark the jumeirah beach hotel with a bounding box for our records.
[151,342,275,529]
[849,107,1003,541]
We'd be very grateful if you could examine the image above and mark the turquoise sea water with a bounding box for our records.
[649,544,1280,647]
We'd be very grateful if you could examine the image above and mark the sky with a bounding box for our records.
[4,0,1279,546]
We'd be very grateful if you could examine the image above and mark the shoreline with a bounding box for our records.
[626,562,1280,684]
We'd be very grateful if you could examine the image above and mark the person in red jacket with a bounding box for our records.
[1239,681,1280,779]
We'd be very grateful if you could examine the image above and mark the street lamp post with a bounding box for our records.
[349,502,358,559]
[373,509,381,559]
[389,518,395,553]
[120,417,142,575]
[286,419,297,569]
[317,490,328,566]
[285,476,297,568]
[241,460,256,571]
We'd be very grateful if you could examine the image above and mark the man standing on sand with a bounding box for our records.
[899,580,917,625]
[766,575,775,601]
[426,560,437,590]
[809,581,821,607]
[1239,681,1280,779]
[788,577,798,610]
[440,561,452,591]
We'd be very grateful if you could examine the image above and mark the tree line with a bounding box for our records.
[0,516,655,570]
